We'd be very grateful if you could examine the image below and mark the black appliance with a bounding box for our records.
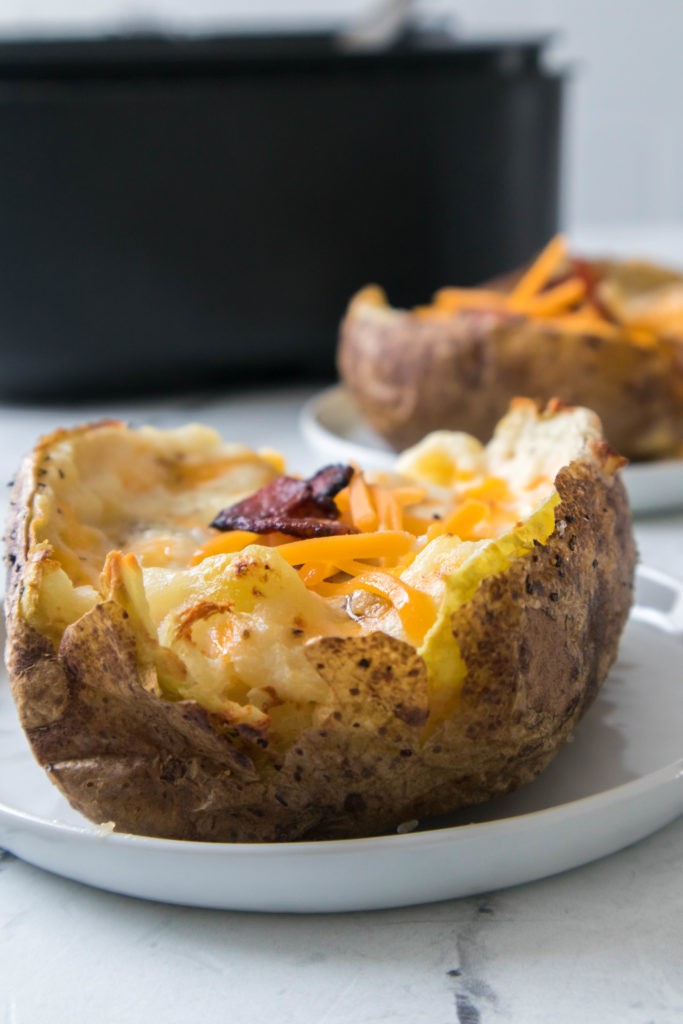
[0,29,563,397]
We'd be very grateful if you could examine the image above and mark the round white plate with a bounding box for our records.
[0,566,681,914]
[300,386,683,515]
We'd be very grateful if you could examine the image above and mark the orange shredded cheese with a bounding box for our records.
[187,461,544,642]
[297,562,336,586]
[344,473,431,535]
[275,530,415,567]
[372,485,403,531]
[509,235,568,306]
[537,314,621,339]
[442,498,490,537]
[316,563,437,641]
[191,530,262,565]
[417,498,489,546]
[348,470,378,531]
[391,485,430,505]
[432,287,510,313]
[402,512,437,535]
[411,233,677,345]
[624,327,659,347]
[523,276,587,317]
[462,477,511,504]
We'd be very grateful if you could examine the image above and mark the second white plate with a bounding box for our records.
[300,385,683,515]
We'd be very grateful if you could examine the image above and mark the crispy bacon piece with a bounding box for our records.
[210,464,358,539]
[570,258,613,320]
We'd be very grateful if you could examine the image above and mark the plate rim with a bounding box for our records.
[0,753,681,860]
[1,565,681,860]
[300,383,683,488]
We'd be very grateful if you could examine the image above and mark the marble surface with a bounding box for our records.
[0,385,681,1024]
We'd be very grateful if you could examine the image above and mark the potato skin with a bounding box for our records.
[5,424,636,843]
[338,297,683,462]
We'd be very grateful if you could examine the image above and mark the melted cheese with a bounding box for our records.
[23,404,602,731]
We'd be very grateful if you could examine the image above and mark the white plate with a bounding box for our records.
[0,566,681,914]
[300,385,683,515]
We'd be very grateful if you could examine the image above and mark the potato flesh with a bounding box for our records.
[397,401,603,507]
[154,550,356,709]
[22,404,600,731]
[29,423,280,585]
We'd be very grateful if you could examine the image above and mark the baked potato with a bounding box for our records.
[338,236,683,461]
[5,400,636,842]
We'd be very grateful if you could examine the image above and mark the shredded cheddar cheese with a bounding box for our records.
[421,234,683,344]
[522,276,587,317]
[372,484,403,532]
[437,499,489,539]
[297,562,336,587]
[508,234,568,305]
[188,451,549,644]
[315,563,437,642]
[275,530,415,566]
[348,469,378,530]
[191,530,265,564]
[429,287,509,313]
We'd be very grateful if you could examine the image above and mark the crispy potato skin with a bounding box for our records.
[4,432,636,842]
[338,300,683,462]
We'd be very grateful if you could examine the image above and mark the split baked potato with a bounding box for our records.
[5,400,636,842]
[338,236,683,461]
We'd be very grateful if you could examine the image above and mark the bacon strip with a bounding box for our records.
[210,465,358,539]
[570,258,613,320]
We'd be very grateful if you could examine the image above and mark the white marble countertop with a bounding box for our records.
[0,385,681,1024]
